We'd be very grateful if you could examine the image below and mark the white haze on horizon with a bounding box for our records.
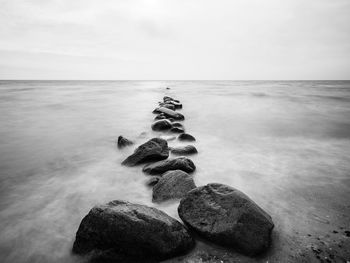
[0,0,349,80]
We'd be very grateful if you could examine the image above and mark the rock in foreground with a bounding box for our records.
[178,183,274,256]
[117,136,133,149]
[143,157,196,175]
[170,145,198,155]
[73,200,195,261]
[122,138,169,166]
[153,170,196,203]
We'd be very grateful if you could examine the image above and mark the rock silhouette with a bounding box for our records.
[178,133,196,141]
[143,157,196,175]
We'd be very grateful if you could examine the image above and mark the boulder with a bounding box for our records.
[154,114,166,120]
[170,127,185,133]
[154,107,184,120]
[151,119,172,131]
[73,200,195,261]
[170,145,198,155]
[122,138,169,166]
[158,103,176,111]
[167,100,182,109]
[171,122,184,129]
[163,96,180,103]
[178,133,196,142]
[178,183,274,256]
[146,176,161,187]
[143,157,196,175]
[117,136,133,149]
[153,170,196,203]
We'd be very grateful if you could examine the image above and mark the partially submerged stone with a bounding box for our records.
[73,200,195,261]
[171,122,184,129]
[151,119,172,131]
[178,133,196,142]
[170,145,198,155]
[117,136,133,149]
[178,183,274,256]
[143,157,196,175]
[170,127,185,133]
[153,170,196,203]
[154,107,184,120]
[122,138,169,166]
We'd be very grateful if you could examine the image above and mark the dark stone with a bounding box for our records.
[154,114,166,120]
[122,138,169,166]
[117,136,133,149]
[171,122,184,129]
[178,133,196,141]
[158,103,176,111]
[170,127,185,133]
[73,200,195,261]
[143,157,196,175]
[178,183,274,256]
[167,101,182,109]
[151,120,172,131]
[168,118,175,122]
[146,176,161,187]
[153,170,196,203]
[170,145,198,155]
[154,107,184,120]
[166,87,170,90]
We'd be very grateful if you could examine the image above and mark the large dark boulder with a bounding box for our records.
[178,183,274,256]
[170,145,198,155]
[117,136,133,149]
[154,107,184,120]
[151,119,172,131]
[178,133,196,141]
[153,170,196,203]
[73,200,195,261]
[143,157,196,175]
[122,138,169,166]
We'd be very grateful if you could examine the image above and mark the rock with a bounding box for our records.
[170,145,198,155]
[117,136,133,149]
[178,183,274,256]
[154,114,166,120]
[151,119,172,131]
[146,176,161,187]
[170,127,185,133]
[158,103,176,111]
[153,170,196,203]
[168,118,175,122]
[122,138,169,166]
[143,157,196,175]
[154,107,184,120]
[167,100,182,109]
[73,200,195,261]
[163,96,180,103]
[171,122,184,129]
[166,87,170,90]
[178,133,196,141]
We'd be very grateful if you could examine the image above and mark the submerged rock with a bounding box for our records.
[143,157,196,175]
[170,145,198,155]
[178,183,274,256]
[73,200,195,261]
[151,119,172,131]
[154,107,184,120]
[122,138,169,166]
[153,170,196,203]
[117,136,133,149]
[178,133,196,141]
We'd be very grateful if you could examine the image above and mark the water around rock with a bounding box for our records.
[178,183,274,256]
[73,200,195,261]
[143,157,196,175]
[122,138,169,166]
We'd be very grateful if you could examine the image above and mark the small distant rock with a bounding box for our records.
[122,138,169,166]
[117,136,133,149]
[170,145,198,155]
[170,127,185,133]
[178,183,274,256]
[146,176,161,187]
[166,87,170,90]
[153,170,196,203]
[73,200,195,261]
[155,107,184,120]
[178,133,196,141]
[158,103,176,111]
[143,157,196,175]
[151,119,172,131]
[154,114,166,120]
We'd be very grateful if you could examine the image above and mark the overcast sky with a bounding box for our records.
[0,0,349,80]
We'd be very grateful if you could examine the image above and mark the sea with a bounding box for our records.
[0,80,349,262]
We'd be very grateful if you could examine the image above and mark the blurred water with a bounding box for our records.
[0,80,349,262]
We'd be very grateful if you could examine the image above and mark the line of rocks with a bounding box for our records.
[71,94,275,262]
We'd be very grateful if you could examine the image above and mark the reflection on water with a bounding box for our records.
[0,81,350,262]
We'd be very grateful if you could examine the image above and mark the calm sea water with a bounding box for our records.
[0,80,349,262]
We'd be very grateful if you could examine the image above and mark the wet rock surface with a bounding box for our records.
[178,133,196,141]
[178,183,274,256]
[170,145,198,155]
[122,138,169,166]
[73,200,195,261]
[151,119,172,131]
[143,157,196,175]
[117,136,133,149]
[152,170,196,203]
[146,176,161,187]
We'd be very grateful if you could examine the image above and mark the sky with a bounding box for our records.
[0,0,349,80]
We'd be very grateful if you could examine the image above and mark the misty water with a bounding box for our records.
[0,80,349,262]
